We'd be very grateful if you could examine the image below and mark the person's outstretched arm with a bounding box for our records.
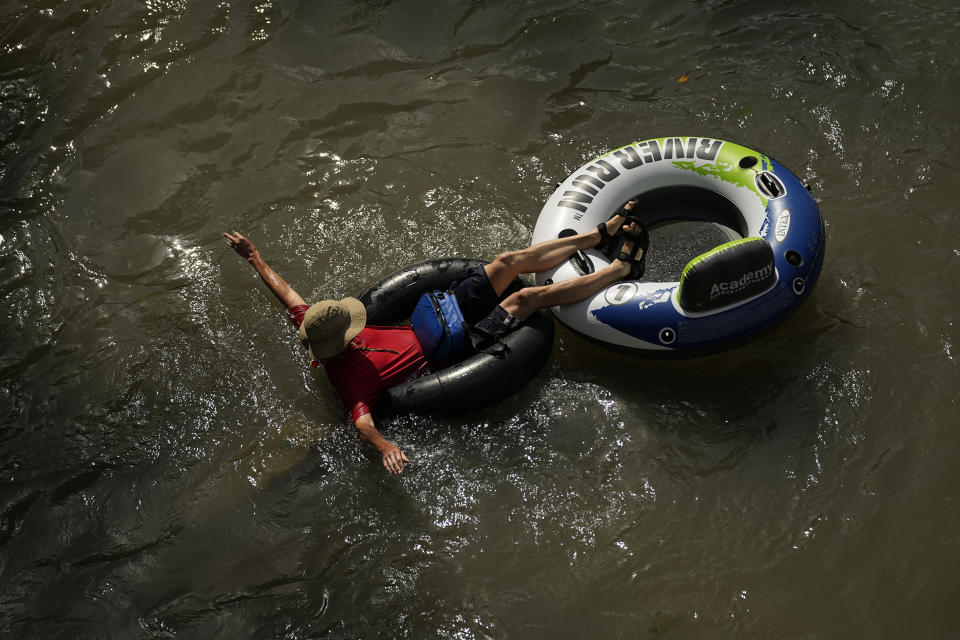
[224,231,306,309]
[354,413,409,475]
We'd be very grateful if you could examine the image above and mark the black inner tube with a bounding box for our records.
[359,258,555,416]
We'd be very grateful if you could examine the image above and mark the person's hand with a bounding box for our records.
[223,231,259,262]
[382,442,410,475]
[623,199,637,212]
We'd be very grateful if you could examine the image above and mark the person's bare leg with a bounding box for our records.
[484,205,633,296]
[500,221,644,322]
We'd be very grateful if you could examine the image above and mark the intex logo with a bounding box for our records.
[709,264,774,300]
[774,209,791,242]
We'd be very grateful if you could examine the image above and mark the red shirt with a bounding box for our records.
[287,304,428,421]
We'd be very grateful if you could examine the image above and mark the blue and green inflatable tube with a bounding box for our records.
[531,136,826,355]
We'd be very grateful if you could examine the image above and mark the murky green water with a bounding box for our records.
[2,1,958,637]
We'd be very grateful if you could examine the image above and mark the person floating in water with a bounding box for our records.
[224,203,646,475]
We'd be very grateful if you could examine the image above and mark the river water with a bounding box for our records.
[2,1,958,638]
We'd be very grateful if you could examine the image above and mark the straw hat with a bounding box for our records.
[298,298,367,360]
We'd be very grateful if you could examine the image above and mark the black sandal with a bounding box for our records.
[594,203,635,257]
[595,220,621,258]
[617,216,649,280]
